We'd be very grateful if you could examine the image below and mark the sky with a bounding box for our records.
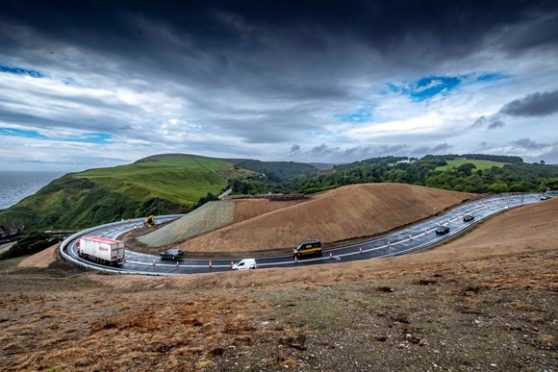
[0,0,557,171]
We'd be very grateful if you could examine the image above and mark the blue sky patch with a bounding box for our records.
[73,132,112,144]
[0,127,111,143]
[476,72,509,82]
[0,127,47,139]
[388,75,462,101]
[0,63,46,78]
[335,108,373,123]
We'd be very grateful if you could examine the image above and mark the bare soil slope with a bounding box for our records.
[233,199,306,223]
[177,183,475,253]
[17,244,58,268]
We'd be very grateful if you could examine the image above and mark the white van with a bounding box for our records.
[232,258,257,270]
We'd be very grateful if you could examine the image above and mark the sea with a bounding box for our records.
[0,171,64,210]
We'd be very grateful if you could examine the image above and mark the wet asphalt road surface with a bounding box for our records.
[60,193,543,275]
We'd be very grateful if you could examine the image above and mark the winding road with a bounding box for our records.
[60,193,543,275]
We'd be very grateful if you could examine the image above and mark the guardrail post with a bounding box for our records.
[294,255,298,263]
[209,260,212,269]
[329,252,333,260]
[152,259,156,267]
[359,247,362,254]
[230,260,234,267]
[176,261,179,268]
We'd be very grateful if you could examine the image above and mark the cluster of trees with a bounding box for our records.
[230,154,558,195]
[0,232,62,260]
[300,156,558,194]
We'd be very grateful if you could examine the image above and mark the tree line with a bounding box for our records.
[229,154,558,195]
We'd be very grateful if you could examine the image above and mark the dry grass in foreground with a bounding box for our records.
[1,197,557,371]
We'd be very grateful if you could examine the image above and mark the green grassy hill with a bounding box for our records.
[0,154,250,231]
[435,159,506,171]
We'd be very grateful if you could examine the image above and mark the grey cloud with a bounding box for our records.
[511,138,549,150]
[289,144,301,152]
[470,116,505,130]
[412,143,451,155]
[302,143,408,163]
[471,116,489,128]
[500,90,558,117]
[535,145,558,164]
[309,144,338,155]
[487,120,505,129]
[0,110,131,133]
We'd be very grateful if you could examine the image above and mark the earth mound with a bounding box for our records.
[17,244,58,268]
[177,183,475,253]
[137,198,305,247]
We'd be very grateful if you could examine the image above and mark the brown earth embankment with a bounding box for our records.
[177,183,475,253]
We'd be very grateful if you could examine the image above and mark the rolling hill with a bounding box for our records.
[0,154,322,234]
[0,154,248,231]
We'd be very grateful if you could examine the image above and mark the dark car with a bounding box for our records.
[435,226,450,235]
[463,215,475,222]
[160,248,184,260]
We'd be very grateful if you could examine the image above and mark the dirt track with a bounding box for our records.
[177,183,474,253]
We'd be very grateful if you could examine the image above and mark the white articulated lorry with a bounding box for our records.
[78,236,125,265]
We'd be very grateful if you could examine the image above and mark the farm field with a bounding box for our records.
[435,159,506,171]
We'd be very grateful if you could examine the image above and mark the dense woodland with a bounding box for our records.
[231,154,558,195]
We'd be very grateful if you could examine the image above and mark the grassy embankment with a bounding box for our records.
[0,154,250,231]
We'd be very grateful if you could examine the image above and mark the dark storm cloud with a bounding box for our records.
[500,90,558,117]
[1,0,557,90]
[1,0,558,166]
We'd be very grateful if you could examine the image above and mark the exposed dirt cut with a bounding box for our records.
[17,244,58,268]
[232,199,306,223]
[177,183,474,253]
